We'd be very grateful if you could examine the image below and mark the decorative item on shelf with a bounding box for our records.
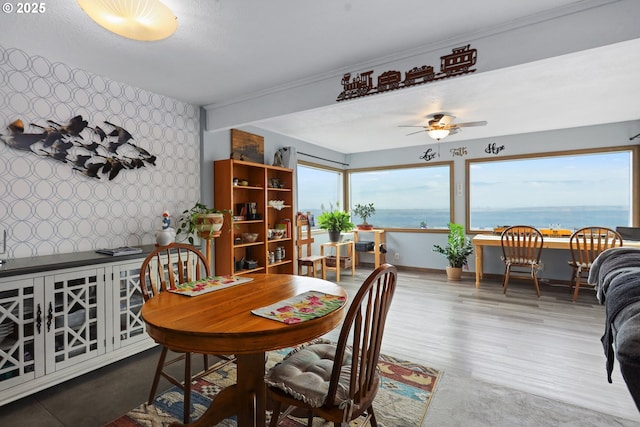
[241,232,259,243]
[353,202,376,230]
[317,202,355,243]
[268,200,285,210]
[235,202,260,220]
[230,128,264,164]
[155,211,176,246]
[244,259,258,269]
[268,229,286,240]
[432,222,474,281]
[269,178,284,188]
[175,202,229,245]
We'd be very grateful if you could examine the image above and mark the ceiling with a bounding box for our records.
[2,1,639,154]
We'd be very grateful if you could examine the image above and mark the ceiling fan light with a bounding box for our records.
[78,0,178,41]
[427,128,450,140]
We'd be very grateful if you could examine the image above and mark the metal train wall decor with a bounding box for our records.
[336,44,478,102]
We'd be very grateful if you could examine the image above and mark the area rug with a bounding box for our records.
[105,347,440,426]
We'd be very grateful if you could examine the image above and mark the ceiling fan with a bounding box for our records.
[400,114,487,140]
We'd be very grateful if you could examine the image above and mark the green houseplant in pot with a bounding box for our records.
[352,202,376,230]
[433,222,474,280]
[317,203,355,243]
[175,202,229,245]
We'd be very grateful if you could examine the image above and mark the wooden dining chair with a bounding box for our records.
[500,225,544,297]
[568,226,623,302]
[296,212,327,278]
[266,263,397,426]
[139,242,235,423]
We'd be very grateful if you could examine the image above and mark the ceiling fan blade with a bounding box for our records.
[455,121,488,127]
[398,125,427,128]
[405,130,427,136]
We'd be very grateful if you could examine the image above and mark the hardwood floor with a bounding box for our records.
[1,267,638,426]
[325,267,640,423]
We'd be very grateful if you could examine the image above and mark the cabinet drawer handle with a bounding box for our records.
[36,304,42,334]
[47,302,53,332]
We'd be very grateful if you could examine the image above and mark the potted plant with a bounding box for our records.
[352,202,375,230]
[433,222,474,280]
[175,202,229,245]
[317,203,355,243]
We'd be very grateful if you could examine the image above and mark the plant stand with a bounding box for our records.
[320,241,355,282]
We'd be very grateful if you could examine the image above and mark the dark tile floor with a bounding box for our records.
[0,346,181,427]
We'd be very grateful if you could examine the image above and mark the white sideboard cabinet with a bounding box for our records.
[0,248,156,406]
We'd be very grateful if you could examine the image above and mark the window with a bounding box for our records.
[297,162,344,227]
[467,149,635,232]
[349,163,452,229]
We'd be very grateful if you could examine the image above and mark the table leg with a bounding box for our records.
[475,244,483,288]
[172,352,266,427]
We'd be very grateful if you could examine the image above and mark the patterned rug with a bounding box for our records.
[105,347,440,426]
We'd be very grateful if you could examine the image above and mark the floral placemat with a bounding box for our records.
[251,291,346,324]
[168,275,253,297]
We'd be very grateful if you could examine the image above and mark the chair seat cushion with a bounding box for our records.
[299,255,326,263]
[265,342,355,408]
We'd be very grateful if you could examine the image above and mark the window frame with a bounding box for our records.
[296,160,346,230]
[346,161,454,232]
[465,145,640,234]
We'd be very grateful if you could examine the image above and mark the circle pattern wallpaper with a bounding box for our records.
[0,45,201,258]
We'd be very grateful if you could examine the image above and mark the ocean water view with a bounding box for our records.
[301,206,631,231]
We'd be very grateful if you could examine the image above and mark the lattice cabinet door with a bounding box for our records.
[112,261,147,349]
[0,277,44,392]
[43,267,106,372]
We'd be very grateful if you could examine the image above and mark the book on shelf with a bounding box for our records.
[276,219,291,238]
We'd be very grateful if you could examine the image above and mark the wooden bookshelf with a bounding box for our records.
[213,159,294,276]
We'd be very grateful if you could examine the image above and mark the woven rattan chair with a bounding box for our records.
[139,243,235,423]
[500,225,544,297]
[266,263,397,426]
[569,226,623,302]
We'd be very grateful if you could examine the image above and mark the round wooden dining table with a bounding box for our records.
[141,273,347,427]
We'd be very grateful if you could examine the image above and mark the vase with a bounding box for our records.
[445,266,462,281]
[195,213,224,239]
[328,230,341,243]
[155,228,176,246]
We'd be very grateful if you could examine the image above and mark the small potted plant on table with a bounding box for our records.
[317,203,355,243]
[353,202,376,230]
[433,222,474,280]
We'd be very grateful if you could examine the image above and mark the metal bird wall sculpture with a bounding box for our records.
[0,115,157,180]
